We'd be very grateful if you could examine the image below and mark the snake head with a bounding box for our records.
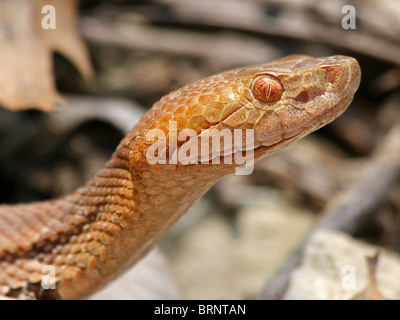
[247,55,361,148]
[136,55,360,168]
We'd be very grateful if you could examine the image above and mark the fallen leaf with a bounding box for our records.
[0,0,93,112]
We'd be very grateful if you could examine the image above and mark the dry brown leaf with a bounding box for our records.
[0,0,93,112]
[352,253,390,300]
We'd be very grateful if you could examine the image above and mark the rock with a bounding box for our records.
[283,230,400,300]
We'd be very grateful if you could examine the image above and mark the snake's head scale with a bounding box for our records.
[248,55,360,152]
[136,55,360,169]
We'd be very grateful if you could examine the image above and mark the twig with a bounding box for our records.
[82,0,400,66]
[80,16,279,69]
[142,0,400,65]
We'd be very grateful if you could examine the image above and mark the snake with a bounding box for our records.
[0,55,361,299]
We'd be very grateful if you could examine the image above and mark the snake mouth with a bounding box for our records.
[255,93,357,154]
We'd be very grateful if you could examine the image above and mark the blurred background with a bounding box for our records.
[1,0,400,299]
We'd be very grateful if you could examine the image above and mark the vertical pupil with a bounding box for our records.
[251,75,283,103]
[266,83,271,99]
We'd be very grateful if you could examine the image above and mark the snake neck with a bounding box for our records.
[0,128,236,299]
[53,138,235,298]
[0,125,285,299]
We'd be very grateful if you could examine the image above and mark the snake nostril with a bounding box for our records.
[322,65,338,83]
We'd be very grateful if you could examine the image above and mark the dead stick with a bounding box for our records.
[149,0,400,65]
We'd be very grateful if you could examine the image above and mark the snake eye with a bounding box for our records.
[251,75,283,103]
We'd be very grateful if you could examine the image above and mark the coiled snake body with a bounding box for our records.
[0,55,360,299]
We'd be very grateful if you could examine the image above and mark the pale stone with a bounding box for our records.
[283,230,400,300]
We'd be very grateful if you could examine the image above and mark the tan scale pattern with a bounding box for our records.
[0,55,360,299]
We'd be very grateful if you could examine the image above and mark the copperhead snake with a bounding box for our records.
[0,55,361,299]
